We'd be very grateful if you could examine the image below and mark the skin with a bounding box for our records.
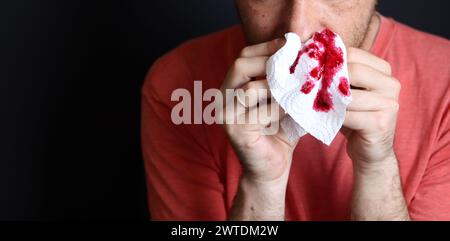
[217,0,410,220]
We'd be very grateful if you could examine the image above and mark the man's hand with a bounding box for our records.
[217,38,297,220]
[343,48,410,220]
[344,48,400,165]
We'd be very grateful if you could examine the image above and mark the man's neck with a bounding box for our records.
[360,13,381,51]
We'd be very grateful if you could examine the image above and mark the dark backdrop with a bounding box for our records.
[0,0,449,220]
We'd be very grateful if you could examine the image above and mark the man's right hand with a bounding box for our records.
[216,38,298,220]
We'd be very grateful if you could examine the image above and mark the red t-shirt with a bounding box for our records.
[141,16,450,220]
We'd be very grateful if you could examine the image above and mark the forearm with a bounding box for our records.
[228,174,288,221]
[351,154,410,221]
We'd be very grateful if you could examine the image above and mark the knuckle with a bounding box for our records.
[243,80,258,91]
[346,47,357,60]
[232,58,244,72]
[392,78,401,91]
[242,81,266,101]
[388,78,401,95]
[347,63,360,76]
[376,118,390,131]
[239,47,251,57]
[348,62,358,71]
[385,99,400,111]
[375,113,393,132]
[383,60,392,75]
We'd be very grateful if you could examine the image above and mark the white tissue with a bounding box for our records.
[266,30,352,145]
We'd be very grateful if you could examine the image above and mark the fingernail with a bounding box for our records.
[274,37,285,45]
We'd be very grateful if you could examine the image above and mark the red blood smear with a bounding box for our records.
[290,44,320,74]
[289,29,344,112]
[305,43,321,59]
[309,67,322,79]
[314,88,333,112]
[338,77,350,96]
[300,81,315,94]
[289,50,303,74]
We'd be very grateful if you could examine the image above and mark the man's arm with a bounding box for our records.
[351,154,409,220]
[228,172,289,221]
[343,48,409,220]
[217,38,296,221]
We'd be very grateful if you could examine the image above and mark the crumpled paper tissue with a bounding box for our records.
[266,29,352,145]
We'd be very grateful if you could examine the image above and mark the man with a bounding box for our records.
[141,0,450,220]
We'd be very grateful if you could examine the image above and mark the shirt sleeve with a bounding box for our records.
[409,105,450,220]
[141,53,227,221]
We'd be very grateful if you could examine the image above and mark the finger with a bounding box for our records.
[347,47,392,75]
[244,101,287,131]
[218,95,248,125]
[225,80,272,119]
[347,89,399,111]
[222,56,269,91]
[240,38,286,58]
[348,63,401,96]
[343,111,378,131]
[221,89,273,124]
[236,80,271,109]
[275,124,299,146]
[343,110,398,134]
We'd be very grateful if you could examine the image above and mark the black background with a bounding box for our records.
[0,0,449,220]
